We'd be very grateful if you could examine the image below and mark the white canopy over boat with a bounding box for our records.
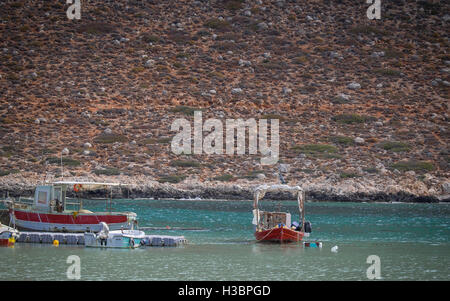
[252,184,305,230]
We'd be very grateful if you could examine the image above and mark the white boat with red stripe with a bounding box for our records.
[5,181,137,233]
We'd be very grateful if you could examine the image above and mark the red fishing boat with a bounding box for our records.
[254,225,304,242]
[5,181,136,233]
[252,184,311,243]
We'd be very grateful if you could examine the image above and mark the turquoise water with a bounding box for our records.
[1,200,449,280]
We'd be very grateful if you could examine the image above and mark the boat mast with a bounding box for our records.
[299,189,305,232]
[60,147,69,181]
[60,150,64,181]
[41,148,47,184]
[253,190,260,230]
[109,186,112,213]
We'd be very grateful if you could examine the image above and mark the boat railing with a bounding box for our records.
[12,197,33,208]
[65,198,89,212]
[17,197,33,203]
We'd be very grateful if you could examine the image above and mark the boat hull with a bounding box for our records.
[84,231,145,248]
[11,209,132,232]
[0,238,11,246]
[255,227,304,243]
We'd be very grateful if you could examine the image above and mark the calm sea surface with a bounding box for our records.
[1,200,449,280]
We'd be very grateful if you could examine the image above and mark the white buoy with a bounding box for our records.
[331,245,338,253]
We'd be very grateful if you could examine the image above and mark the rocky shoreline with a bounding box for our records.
[0,172,448,203]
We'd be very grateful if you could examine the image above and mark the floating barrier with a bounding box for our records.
[17,233,29,243]
[41,233,54,244]
[150,237,162,246]
[53,234,66,244]
[15,232,187,247]
[29,233,41,244]
[65,234,78,245]
[77,235,85,245]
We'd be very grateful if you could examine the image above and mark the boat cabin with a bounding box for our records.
[30,181,121,214]
[34,184,67,213]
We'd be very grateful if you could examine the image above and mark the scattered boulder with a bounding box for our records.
[329,51,343,59]
[256,173,266,180]
[442,182,450,195]
[231,88,243,94]
[282,87,292,94]
[354,137,365,145]
[347,82,361,90]
[257,22,268,30]
[371,51,385,58]
[279,164,290,173]
[238,59,252,67]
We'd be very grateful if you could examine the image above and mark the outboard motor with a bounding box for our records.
[97,222,109,246]
[304,221,312,234]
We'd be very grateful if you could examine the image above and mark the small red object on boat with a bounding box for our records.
[0,223,19,247]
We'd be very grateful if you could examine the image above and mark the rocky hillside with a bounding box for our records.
[0,0,448,201]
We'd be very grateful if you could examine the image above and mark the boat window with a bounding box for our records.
[37,191,47,205]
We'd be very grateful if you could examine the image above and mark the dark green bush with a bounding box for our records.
[158,175,186,183]
[349,25,387,36]
[339,172,360,179]
[0,170,19,176]
[374,68,401,77]
[169,106,202,116]
[94,133,127,144]
[390,160,434,172]
[46,157,81,166]
[93,167,121,176]
[213,174,234,182]
[141,33,159,43]
[379,141,410,152]
[329,136,354,146]
[170,160,201,168]
[223,0,245,11]
[332,114,373,124]
[292,144,338,154]
[204,18,231,30]
[78,22,115,35]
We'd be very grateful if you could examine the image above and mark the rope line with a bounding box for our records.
[255,227,277,241]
